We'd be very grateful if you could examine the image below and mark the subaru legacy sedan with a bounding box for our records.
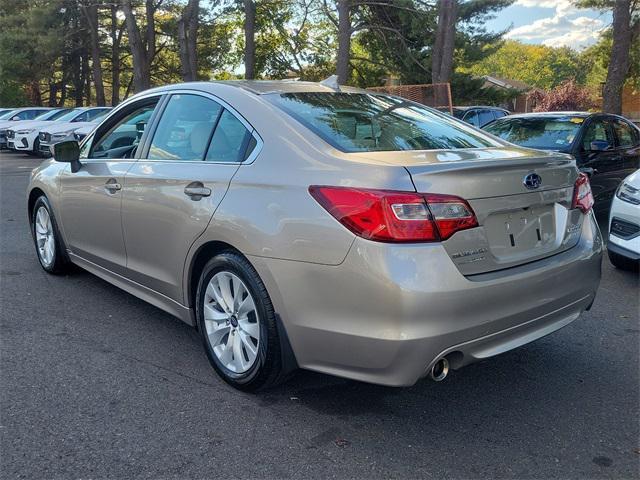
[27,81,602,391]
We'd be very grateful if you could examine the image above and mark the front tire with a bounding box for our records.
[196,252,284,391]
[31,196,71,274]
[608,249,639,272]
[28,138,41,157]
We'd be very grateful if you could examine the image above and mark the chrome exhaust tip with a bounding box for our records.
[429,357,449,382]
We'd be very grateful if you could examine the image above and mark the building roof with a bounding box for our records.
[482,76,535,92]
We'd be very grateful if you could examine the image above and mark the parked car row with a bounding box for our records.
[0,106,110,155]
[7,86,639,392]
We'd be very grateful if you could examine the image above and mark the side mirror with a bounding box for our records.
[590,140,610,152]
[52,140,82,173]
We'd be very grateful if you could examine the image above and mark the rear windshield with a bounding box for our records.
[267,92,500,152]
[484,117,583,150]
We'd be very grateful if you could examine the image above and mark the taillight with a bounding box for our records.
[309,186,478,243]
[571,173,594,213]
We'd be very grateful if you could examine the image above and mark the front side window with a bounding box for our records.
[17,110,46,120]
[613,120,638,148]
[463,110,479,127]
[52,109,82,123]
[478,110,494,127]
[484,117,583,150]
[581,120,613,150]
[85,108,110,122]
[268,93,499,152]
[148,94,222,161]
[90,102,159,159]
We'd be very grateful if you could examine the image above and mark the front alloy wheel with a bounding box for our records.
[35,206,55,267]
[31,196,70,274]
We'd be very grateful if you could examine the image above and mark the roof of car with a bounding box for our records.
[452,106,509,111]
[208,80,367,95]
[503,111,592,119]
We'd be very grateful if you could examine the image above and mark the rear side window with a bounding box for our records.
[205,110,252,163]
[493,110,508,120]
[148,94,222,161]
[268,93,498,152]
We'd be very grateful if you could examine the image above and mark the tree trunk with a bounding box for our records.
[122,0,151,93]
[602,0,633,114]
[83,50,92,105]
[178,0,199,81]
[186,0,199,80]
[83,3,106,106]
[336,0,351,85]
[431,0,457,85]
[26,81,42,106]
[243,0,256,79]
[110,5,123,105]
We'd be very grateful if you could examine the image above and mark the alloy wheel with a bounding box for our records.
[35,206,54,267]
[203,271,260,373]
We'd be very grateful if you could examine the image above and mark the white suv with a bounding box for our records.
[7,108,72,154]
[37,107,111,156]
[608,169,640,271]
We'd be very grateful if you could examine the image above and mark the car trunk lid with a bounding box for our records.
[351,147,583,275]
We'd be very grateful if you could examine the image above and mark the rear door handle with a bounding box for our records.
[184,182,211,200]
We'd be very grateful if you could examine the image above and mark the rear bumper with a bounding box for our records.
[250,211,603,386]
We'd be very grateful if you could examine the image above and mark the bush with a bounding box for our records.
[530,80,595,112]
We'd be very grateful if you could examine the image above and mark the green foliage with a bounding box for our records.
[460,40,587,90]
[581,30,640,89]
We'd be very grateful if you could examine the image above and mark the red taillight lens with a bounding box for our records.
[309,186,478,243]
[571,172,594,213]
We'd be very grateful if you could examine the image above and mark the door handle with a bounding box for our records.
[184,182,211,200]
[105,179,122,193]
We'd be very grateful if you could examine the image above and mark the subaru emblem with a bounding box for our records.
[523,173,542,190]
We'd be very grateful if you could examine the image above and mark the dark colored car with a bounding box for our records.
[438,106,510,128]
[483,112,640,216]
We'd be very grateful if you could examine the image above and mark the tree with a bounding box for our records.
[577,0,640,114]
[336,0,352,84]
[80,1,106,106]
[243,0,256,79]
[121,0,158,93]
[431,0,457,84]
[461,40,586,90]
[178,0,200,81]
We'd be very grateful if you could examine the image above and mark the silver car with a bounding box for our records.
[27,81,603,391]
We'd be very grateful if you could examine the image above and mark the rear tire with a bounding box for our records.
[196,252,286,391]
[608,249,639,272]
[31,196,71,274]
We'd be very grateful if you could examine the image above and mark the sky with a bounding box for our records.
[485,0,613,49]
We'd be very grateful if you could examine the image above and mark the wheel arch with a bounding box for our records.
[27,187,46,226]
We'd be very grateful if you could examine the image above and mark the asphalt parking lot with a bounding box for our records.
[0,151,638,479]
